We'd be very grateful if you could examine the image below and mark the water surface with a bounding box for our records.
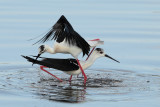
[0,0,160,107]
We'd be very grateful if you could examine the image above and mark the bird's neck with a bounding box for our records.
[82,52,100,69]
[45,46,56,54]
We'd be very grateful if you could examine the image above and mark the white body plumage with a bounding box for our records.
[39,39,104,58]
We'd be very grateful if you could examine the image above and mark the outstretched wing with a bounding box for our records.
[34,15,90,56]
[22,55,79,71]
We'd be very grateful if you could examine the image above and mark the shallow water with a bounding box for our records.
[0,0,160,107]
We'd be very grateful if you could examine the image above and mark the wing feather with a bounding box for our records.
[34,15,90,56]
[22,55,79,71]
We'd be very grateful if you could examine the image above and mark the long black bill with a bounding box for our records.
[32,54,41,66]
[105,54,120,63]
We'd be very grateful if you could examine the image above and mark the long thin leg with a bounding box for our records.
[40,66,63,82]
[86,47,95,61]
[76,59,87,84]
[77,38,99,78]
[89,38,100,41]
[69,75,72,82]
[77,47,96,78]
[87,38,100,60]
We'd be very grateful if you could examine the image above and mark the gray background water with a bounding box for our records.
[0,0,160,107]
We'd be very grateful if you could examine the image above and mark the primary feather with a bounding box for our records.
[22,55,79,71]
[34,15,90,56]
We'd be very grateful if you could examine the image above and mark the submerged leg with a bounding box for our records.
[77,38,99,78]
[76,59,87,84]
[77,47,96,78]
[69,75,72,82]
[40,66,63,82]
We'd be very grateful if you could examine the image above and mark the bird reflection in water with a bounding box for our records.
[35,78,86,103]
[32,72,122,103]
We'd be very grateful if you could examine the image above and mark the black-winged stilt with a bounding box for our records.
[36,38,104,61]
[32,15,104,83]
[22,48,120,83]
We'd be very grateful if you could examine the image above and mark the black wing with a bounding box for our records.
[34,15,90,56]
[22,55,79,71]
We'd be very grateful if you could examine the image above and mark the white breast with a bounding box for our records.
[53,40,82,58]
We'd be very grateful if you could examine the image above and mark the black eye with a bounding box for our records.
[39,45,45,50]
[100,51,103,54]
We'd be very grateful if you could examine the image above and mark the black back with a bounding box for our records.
[34,15,90,56]
[22,55,79,71]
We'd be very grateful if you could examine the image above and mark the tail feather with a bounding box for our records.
[22,55,36,63]
[22,55,58,68]
[22,55,44,66]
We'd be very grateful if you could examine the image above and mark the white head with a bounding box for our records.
[91,48,120,63]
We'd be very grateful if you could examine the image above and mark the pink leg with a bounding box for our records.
[89,38,100,41]
[77,46,96,77]
[86,47,95,61]
[87,38,100,60]
[77,38,99,78]
[87,38,99,60]
[76,59,87,84]
[40,66,63,82]
[69,75,72,82]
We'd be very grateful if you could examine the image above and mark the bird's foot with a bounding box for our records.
[83,76,87,85]
[69,75,72,82]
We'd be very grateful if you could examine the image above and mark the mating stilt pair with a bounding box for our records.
[26,15,119,84]
[39,47,96,83]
